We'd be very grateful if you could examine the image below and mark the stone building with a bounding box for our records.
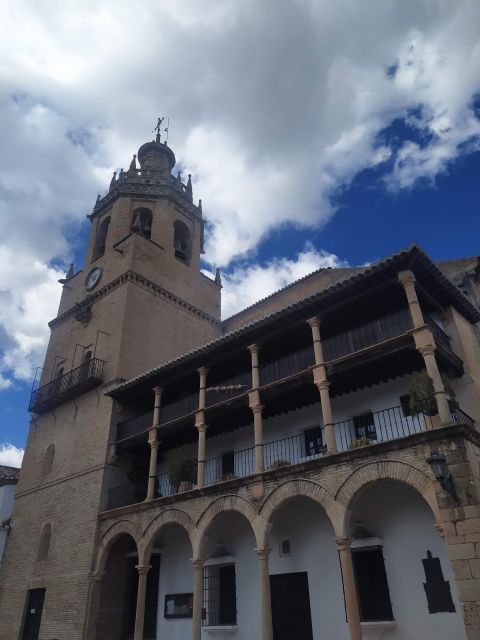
[0,131,480,640]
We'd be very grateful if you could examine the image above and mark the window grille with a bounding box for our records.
[203,563,236,626]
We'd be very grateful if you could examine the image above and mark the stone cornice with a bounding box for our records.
[49,271,221,331]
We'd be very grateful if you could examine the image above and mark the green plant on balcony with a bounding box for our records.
[349,437,371,449]
[408,371,457,417]
[165,445,197,489]
[269,459,291,470]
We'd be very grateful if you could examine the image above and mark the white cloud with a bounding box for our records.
[0,443,24,468]
[0,0,479,385]
[216,243,348,318]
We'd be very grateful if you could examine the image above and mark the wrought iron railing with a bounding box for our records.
[106,402,476,510]
[29,358,104,414]
[161,392,198,424]
[322,308,413,362]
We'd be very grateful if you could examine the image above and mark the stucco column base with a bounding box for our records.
[192,559,204,640]
[256,548,273,640]
[336,538,363,640]
[134,564,151,640]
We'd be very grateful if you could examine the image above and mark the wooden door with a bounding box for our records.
[21,589,46,640]
[270,572,313,640]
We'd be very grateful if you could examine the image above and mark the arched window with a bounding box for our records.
[37,524,52,561]
[132,208,153,239]
[42,444,55,476]
[173,220,192,265]
[92,216,111,260]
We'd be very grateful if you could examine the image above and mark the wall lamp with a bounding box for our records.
[426,451,458,502]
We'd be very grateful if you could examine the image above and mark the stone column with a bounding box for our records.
[248,344,265,473]
[308,317,337,454]
[256,548,273,640]
[336,538,363,640]
[146,386,162,500]
[196,367,208,488]
[134,564,151,640]
[398,269,425,328]
[192,558,204,640]
[398,269,451,425]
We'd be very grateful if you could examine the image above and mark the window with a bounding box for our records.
[352,546,393,621]
[92,216,110,260]
[132,208,153,239]
[304,426,324,456]
[422,550,455,613]
[173,220,192,264]
[279,539,291,557]
[203,563,236,626]
[37,524,51,561]
[42,444,55,476]
[353,412,377,442]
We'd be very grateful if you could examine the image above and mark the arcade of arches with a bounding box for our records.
[90,456,477,640]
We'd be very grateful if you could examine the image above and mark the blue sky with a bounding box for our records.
[0,1,479,465]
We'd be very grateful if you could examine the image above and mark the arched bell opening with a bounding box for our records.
[132,208,153,239]
[173,220,192,265]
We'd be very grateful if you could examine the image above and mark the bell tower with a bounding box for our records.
[0,128,222,640]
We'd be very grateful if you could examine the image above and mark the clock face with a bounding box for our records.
[85,267,103,291]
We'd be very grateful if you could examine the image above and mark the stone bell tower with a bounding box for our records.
[0,128,222,640]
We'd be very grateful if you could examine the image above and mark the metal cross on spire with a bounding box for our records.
[153,117,164,142]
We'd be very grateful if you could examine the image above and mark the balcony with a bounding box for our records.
[106,402,475,510]
[29,358,105,414]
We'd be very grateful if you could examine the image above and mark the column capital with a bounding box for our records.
[247,343,260,355]
[135,564,151,576]
[398,268,416,287]
[418,344,436,358]
[306,316,320,329]
[197,366,208,377]
[335,536,353,551]
[196,423,207,434]
[251,404,264,414]
[153,385,163,395]
[149,439,160,450]
[255,547,271,560]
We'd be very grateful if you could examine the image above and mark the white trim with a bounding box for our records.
[203,626,237,633]
[204,555,235,566]
[351,537,383,549]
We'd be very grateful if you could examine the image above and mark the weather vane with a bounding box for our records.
[153,116,170,143]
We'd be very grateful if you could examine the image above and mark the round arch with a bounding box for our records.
[258,479,344,547]
[335,459,440,536]
[94,519,142,574]
[194,494,260,558]
[142,508,195,565]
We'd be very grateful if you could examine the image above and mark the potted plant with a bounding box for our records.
[165,445,197,492]
[269,459,291,470]
[349,437,371,450]
[408,371,457,429]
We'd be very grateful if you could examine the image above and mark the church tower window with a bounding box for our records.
[131,208,153,239]
[173,220,192,265]
[92,216,111,261]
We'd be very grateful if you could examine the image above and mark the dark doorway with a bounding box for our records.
[21,589,46,640]
[270,572,313,640]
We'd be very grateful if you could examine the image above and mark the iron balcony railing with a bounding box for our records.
[29,358,104,414]
[205,370,251,407]
[117,411,154,441]
[260,344,315,386]
[106,401,476,510]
